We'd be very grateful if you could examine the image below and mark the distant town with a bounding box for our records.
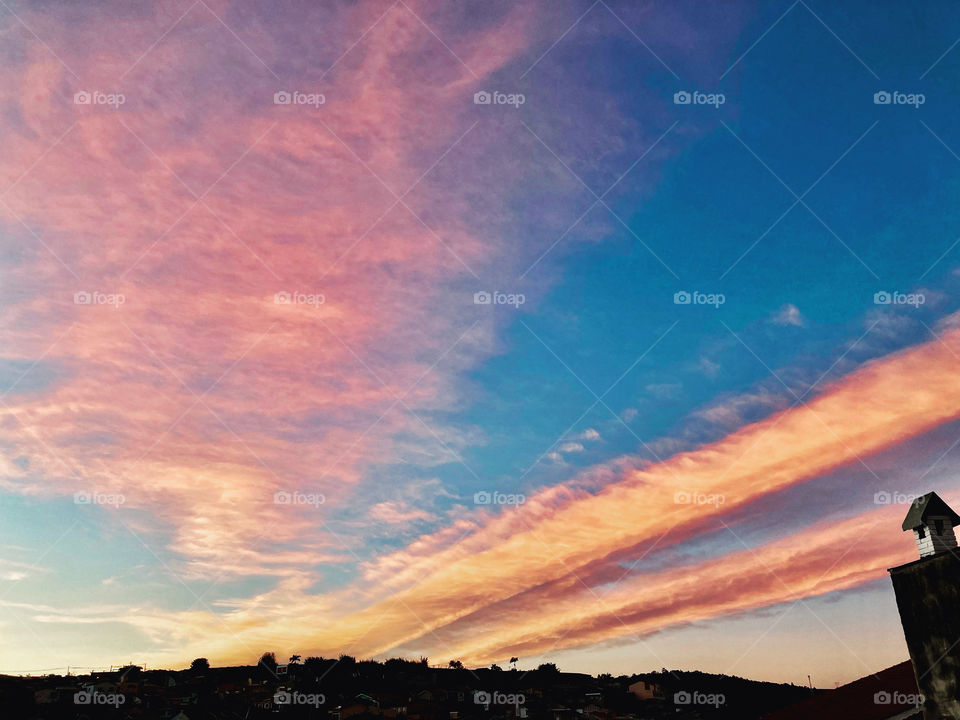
[1,654,820,719]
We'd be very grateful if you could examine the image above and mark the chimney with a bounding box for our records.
[902,491,959,558]
[888,491,960,719]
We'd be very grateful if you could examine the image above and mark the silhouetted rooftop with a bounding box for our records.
[901,491,960,531]
[766,661,919,720]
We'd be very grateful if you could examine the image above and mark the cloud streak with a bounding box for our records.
[89,323,960,668]
[290,324,960,660]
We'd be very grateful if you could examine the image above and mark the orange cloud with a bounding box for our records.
[431,503,918,663]
[256,326,960,659]
[99,489,924,671]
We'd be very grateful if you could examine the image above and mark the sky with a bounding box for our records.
[1,0,960,689]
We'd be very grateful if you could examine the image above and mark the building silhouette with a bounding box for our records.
[889,491,960,720]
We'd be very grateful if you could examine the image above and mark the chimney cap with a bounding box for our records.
[901,491,960,531]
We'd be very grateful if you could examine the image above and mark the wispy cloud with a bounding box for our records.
[94,324,960,667]
[771,303,804,327]
[0,0,536,582]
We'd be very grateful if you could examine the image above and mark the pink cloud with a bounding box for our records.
[0,0,535,580]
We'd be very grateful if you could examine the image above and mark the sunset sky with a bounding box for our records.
[3,0,960,688]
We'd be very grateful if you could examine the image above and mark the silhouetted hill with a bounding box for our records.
[605,668,821,718]
[0,658,825,719]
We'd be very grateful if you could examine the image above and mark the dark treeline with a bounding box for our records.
[0,654,821,719]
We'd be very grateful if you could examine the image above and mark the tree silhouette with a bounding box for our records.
[289,654,301,665]
[509,657,519,670]
[448,660,464,669]
[303,657,325,676]
[258,652,278,673]
[189,658,209,673]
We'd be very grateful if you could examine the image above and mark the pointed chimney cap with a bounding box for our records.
[901,491,960,531]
